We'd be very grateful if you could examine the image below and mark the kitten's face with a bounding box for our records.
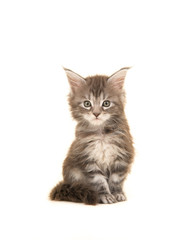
[79,92,112,126]
[65,68,129,127]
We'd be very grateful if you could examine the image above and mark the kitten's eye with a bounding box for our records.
[84,100,91,108]
[102,100,111,107]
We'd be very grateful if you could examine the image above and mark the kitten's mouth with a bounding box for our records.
[94,117,101,121]
[92,117,103,125]
[92,118,102,125]
[84,113,110,126]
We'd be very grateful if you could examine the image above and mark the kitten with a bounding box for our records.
[49,67,134,205]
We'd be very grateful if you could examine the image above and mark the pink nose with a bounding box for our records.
[93,112,100,117]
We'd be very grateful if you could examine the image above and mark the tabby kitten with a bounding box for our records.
[50,67,134,205]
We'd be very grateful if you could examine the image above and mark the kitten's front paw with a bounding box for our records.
[113,192,127,202]
[99,194,117,204]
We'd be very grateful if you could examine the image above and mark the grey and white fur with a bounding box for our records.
[50,67,134,205]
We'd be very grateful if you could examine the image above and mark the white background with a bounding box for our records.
[0,0,180,239]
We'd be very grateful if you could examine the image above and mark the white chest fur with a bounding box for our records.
[84,135,123,167]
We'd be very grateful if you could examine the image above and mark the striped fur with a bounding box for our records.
[50,68,134,204]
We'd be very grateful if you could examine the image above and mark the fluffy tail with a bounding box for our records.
[49,181,98,205]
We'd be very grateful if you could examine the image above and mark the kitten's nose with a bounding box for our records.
[93,112,100,118]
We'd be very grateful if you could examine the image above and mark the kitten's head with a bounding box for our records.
[64,67,130,128]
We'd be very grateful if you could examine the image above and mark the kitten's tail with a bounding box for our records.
[49,181,98,205]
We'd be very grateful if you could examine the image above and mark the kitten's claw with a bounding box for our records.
[99,194,117,204]
[113,192,127,202]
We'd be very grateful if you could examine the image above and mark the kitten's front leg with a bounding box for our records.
[109,171,127,202]
[109,173,127,201]
[90,174,117,204]
[86,163,117,204]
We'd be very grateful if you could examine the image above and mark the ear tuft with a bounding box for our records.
[63,67,86,92]
[107,67,131,89]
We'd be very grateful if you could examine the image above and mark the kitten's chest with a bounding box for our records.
[86,135,120,167]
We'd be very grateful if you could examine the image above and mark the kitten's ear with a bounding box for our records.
[107,67,131,89]
[64,67,86,92]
